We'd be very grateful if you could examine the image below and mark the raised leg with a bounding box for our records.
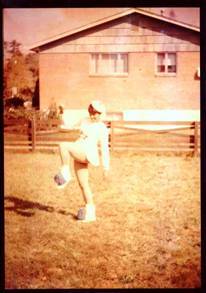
[54,141,88,188]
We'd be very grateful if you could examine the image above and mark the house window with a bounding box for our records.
[156,52,176,75]
[90,53,128,76]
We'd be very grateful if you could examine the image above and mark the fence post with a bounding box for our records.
[31,115,36,152]
[194,121,199,156]
[110,121,114,152]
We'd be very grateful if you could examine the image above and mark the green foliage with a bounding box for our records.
[3,40,39,100]
[4,108,35,121]
[25,53,39,79]
[7,40,22,56]
[47,101,58,119]
[4,107,61,122]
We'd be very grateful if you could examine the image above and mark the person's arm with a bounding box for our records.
[60,115,87,130]
[72,119,83,130]
[99,124,110,174]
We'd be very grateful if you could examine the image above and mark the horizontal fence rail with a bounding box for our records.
[4,117,200,156]
[109,120,200,155]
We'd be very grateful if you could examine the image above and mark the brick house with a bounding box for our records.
[31,8,200,123]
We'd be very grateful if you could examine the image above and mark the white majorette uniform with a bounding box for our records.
[75,117,110,170]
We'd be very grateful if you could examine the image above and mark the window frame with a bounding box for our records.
[89,53,129,77]
[155,52,177,77]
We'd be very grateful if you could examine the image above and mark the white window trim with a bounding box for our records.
[89,53,129,77]
[155,52,177,77]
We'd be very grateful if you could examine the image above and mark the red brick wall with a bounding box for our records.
[39,51,200,111]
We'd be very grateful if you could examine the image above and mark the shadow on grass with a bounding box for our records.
[4,195,77,219]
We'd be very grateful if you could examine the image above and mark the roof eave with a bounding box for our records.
[135,8,199,32]
[29,7,199,52]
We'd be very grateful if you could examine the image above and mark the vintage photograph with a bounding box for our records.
[3,7,200,288]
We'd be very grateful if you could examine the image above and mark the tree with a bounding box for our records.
[4,54,33,98]
[3,40,39,101]
[8,40,22,56]
[25,52,39,79]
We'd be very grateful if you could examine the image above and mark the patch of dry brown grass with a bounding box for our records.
[4,150,200,288]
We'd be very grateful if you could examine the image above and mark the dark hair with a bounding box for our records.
[88,104,101,115]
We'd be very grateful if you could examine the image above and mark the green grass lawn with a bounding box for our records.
[4,150,200,288]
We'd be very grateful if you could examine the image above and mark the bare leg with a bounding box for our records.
[59,141,88,165]
[56,141,87,180]
[54,141,88,188]
[74,160,96,221]
[74,160,94,205]
[59,142,72,166]
[57,142,96,221]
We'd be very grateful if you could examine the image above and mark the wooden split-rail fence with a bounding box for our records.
[4,116,200,156]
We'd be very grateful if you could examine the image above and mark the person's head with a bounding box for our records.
[88,100,105,122]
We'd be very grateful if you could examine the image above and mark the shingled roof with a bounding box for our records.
[30,7,200,52]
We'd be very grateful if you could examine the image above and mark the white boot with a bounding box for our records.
[85,204,96,221]
[61,165,71,181]
[54,165,72,189]
[77,204,96,222]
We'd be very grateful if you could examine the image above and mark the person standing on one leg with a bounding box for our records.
[54,100,110,222]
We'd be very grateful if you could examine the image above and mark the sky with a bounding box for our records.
[3,7,200,53]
